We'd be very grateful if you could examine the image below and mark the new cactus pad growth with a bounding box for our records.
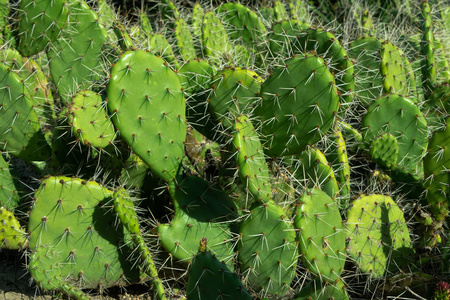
[362,94,428,181]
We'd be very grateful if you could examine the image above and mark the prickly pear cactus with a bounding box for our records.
[186,238,251,300]
[232,115,271,204]
[295,188,346,282]
[0,60,50,161]
[238,201,298,296]
[158,175,237,264]
[346,194,414,278]
[424,118,450,222]
[0,206,27,249]
[28,177,141,290]
[254,54,340,157]
[68,90,115,149]
[362,94,428,181]
[107,50,186,181]
[17,0,69,56]
[0,153,19,211]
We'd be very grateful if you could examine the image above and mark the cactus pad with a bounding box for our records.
[69,90,115,149]
[0,154,19,211]
[238,201,298,296]
[369,133,399,169]
[0,206,27,249]
[186,243,251,300]
[158,175,237,264]
[28,176,141,290]
[295,188,346,282]
[424,118,450,221]
[362,94,428,181]
[254,54,339,157]
[107,50,186,181]
[232,115,271,204]
[17,0,69,56]
[346,194,414,278]
[47,0,108,104]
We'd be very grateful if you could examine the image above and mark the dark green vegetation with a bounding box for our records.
[0,0,449,299]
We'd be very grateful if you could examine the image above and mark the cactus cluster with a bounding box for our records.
[0,0,449,299]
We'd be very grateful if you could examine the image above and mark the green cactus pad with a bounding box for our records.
[295,188,346,282]
[348,37,384,107]
[69,90,115,149]
[420,0,437,96]
[291,147,339,199]
[174,18,196,62]
[424,118,450,221]
[209,67,262,129]
[202,11,232,64]
[159,0,180,22]
[0,154,19,211]
[28,176,141,290]
[186,248,251,300]
[238,201,298,296]
[47,0,108,104]
[191,3,204,52]
[0,49,55,134]
[362,94,428,181]
[158,175,237,264]
[289,0,308,21]
[107,50,186,182]
[149,33,180,69]
[327,129,351,209]
[293,28,355,104]
[268,20,309,59]
[113,189,167,300]
[295,280,349,300]
[217,3,267,47]
[349,37,415,107]
[23,58,56,132]
[178,59,217,140]
[17,0,69,56]
[0,61,50,161]
[233,115,271,204]
[274,1,288,21]
[380,42,412,96]
[30,245,89,299]
[369,133,399,169]
[255,54,340,157]
[120,154,160,192]
[0,206,27,249]
[346,194,414,278]
[113,20,135,51]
